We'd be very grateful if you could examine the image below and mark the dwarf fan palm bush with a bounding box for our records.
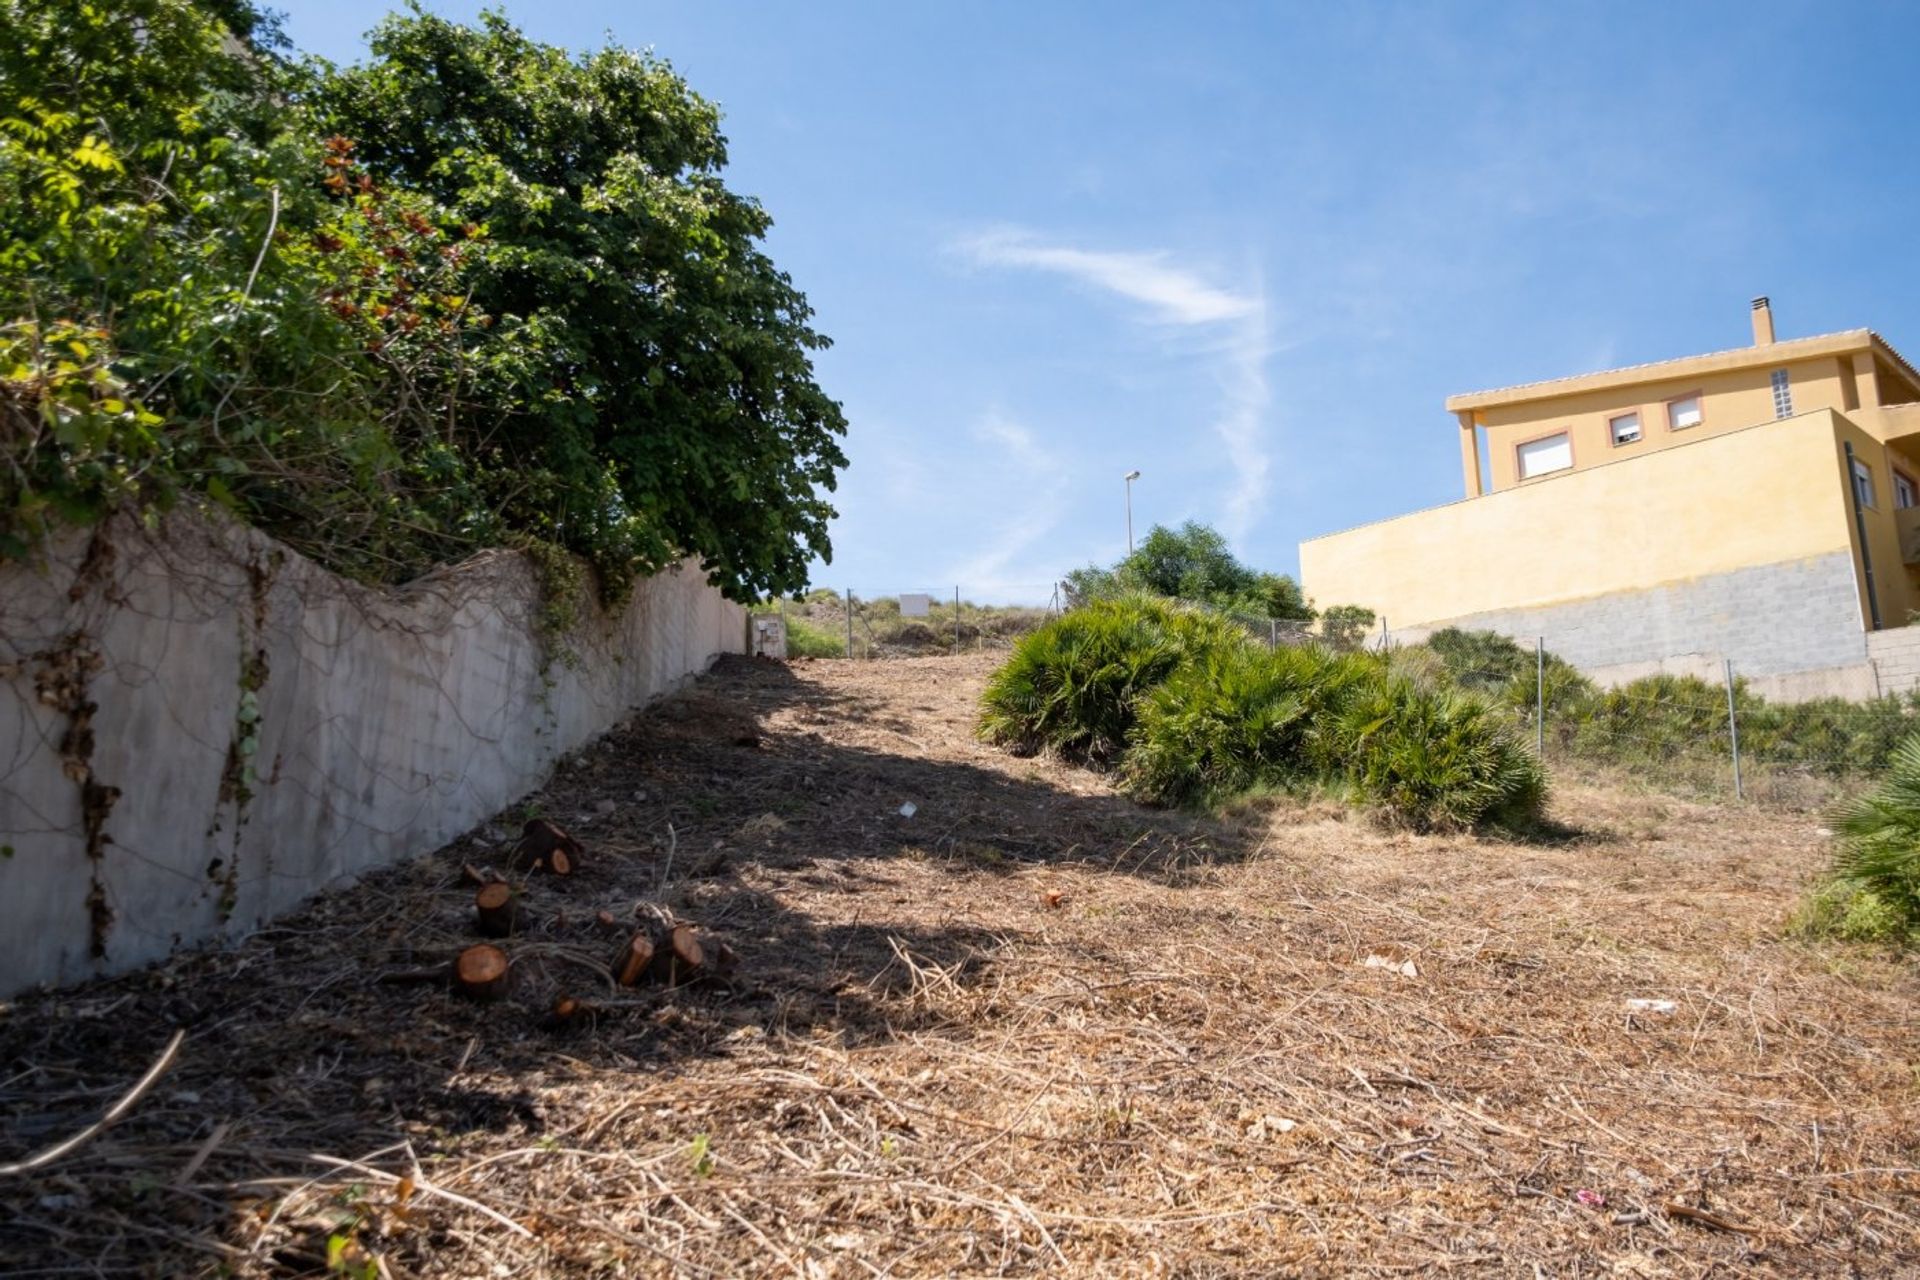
[1328,678,1546,831]
[977,596,1245,762]
[1814,733,1920,940]
[1121,644,1380,806]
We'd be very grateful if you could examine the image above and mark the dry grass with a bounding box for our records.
[2,654,1916,1277]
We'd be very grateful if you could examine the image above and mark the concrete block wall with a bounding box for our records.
[0,513,747,995]
[1385,551,1883,701]
[1866,627,1920,694]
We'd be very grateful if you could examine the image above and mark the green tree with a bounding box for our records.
[1061,563,1121,608]
[1068,520,1311,620]
[1247,571,1313,622]
[307,10,848,600]
[2,0,845,603]
[1318,604,1377,651]
[1118,521,1253,601]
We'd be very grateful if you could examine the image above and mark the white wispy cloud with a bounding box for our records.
[1212,302,1272,541]
[970,408,1055,472]
[955,228,1258,326]
[953,227,1274,542]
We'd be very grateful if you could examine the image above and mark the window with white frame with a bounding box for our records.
[1852,457,1877,510]
[1667,393,1702,430]
[1771,369,1793,418]
[1516,432,1572,480]
[1896,471,1917,510]
[1609,411,1642,445]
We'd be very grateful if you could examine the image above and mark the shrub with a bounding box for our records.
[784,616,844,659]
[1327,678,1546,832]
[1571,674,1733,764]
[1318,604,1377,651]
[1122,645,1379,806]
[977,595,1244,762]
[1791,879,1915,944]
[1813,733,1920,939]
[1423,629,1595,723]
[1425,628,1532,693]
[1739,695,1920,778]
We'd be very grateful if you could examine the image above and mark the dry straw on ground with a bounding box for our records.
[1,654,1916,1276]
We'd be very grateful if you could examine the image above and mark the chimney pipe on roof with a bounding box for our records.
[1751,296,1775,346]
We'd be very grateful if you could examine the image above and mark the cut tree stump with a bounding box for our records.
[653,923,705,986]
[614,933,656,987]
[612,904,733,988]
[546,993,593,1031]
[454,944,511,1001]
[474,882,523,938]
[513,819,582,876]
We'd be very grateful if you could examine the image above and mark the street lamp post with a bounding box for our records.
[1124,469,1141,554]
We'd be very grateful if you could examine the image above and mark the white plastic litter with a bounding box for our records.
[1363,953,1419,979]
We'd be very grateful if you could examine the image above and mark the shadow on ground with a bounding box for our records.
[0,653,1265,1274]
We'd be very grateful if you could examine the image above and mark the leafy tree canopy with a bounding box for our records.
[1061,521,1313,621]
[0,0,846,601]
[307,9,848,598]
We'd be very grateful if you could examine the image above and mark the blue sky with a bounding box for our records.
[281,2,1920,603]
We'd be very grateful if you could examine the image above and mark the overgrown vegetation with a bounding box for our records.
[1325,678,1546,831]
[1795,736,1920,945]
[767,590,1051,659]
[1063,521,1379,648]
[1423,627,1920,781]
[980,597,1546,831]
[977,596,1245,763]
[1121,643,1378,807]
[1,0,845,601]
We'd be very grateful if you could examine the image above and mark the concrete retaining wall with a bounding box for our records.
[0,514,747,995]
[1383,550,1896,701]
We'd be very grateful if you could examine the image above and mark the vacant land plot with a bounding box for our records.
[2,655,1916,1277]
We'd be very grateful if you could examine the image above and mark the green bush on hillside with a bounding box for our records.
[1571,674,1733,763]
[977,595,1245,762]
[1738,695,1920,777]
[1808,733,1920,941]
[980,606,1548,831]
[1122,644,1379,806]
[784,616,845,659]
[1327,678,1547,832]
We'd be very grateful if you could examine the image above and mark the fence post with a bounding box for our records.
[1536,636,1546,757]
[954,586,961,655]
[1269,618,1277,649]
[1724,657,1743,801]
[845,589,855,660]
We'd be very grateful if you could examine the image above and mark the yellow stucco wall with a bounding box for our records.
[1479,357,1853,491]
[1301,410,1862,629]
[1832,413,1919,626]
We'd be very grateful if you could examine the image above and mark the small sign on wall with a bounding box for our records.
[899,593,932,617]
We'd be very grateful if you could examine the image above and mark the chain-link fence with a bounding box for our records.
[757,586,1906,805]
[1380,638,1920,806]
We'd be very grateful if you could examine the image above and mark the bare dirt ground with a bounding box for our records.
[3,653,1917,1277]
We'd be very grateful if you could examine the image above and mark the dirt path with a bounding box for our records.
[2,654,1916,1276]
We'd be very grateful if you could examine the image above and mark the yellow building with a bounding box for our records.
[1299,300,1920,699]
